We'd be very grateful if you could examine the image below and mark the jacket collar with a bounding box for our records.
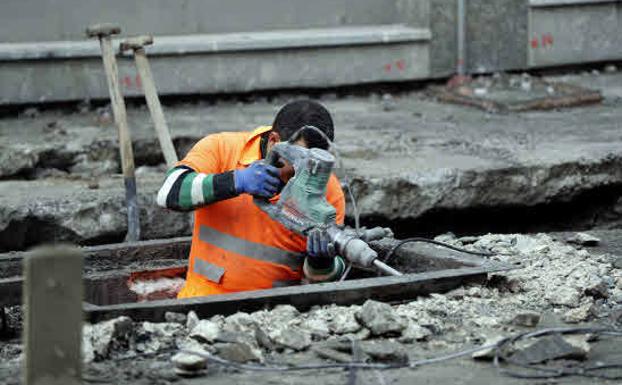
[239,126,272,166]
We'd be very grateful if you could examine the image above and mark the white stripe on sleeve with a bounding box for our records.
[191,173,207,205]
[156,168,188,208]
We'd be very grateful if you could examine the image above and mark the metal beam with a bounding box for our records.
[85,264,510,323]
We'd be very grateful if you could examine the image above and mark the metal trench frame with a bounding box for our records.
[0,237,514,323]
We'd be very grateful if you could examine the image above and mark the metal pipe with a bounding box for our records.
[457,0,466,76]
[372,259,403,276]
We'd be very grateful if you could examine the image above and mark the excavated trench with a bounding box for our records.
[360,183,622,239]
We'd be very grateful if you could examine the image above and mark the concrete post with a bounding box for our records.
[23,245,83,385]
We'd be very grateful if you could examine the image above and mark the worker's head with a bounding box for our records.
[267,100,334,151]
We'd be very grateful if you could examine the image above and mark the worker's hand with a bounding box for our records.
[306,228,336,261]
[234,161,281,197]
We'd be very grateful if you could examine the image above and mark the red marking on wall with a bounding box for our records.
[120,73,143,90]
[531,33,554,49]
[384,60,407,73]
[122,75,132,88]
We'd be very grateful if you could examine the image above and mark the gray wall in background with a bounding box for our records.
[0,0,621,104]
[466,0,528,73]
[0,0,402,42]
[430,0,458,77]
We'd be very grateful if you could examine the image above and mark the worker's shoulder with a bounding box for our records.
[327,173,345,197]
[194,130,251,149]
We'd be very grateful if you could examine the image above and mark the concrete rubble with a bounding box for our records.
[67,232,622,373]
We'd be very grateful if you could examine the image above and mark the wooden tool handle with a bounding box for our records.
[98,37,140,242]
[133,49,178,167]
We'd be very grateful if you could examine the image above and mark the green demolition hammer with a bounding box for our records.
[253,142,402,276]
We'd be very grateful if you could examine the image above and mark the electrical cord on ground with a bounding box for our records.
[383,237,495,265]
[180,326,622,380]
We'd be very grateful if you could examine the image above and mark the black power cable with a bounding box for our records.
[180,327,622,380]
[383,237,495,265]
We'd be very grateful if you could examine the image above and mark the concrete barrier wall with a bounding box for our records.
[0,0,620,105]
[0,0,402,42]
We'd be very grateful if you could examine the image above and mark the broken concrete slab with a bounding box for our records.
[82,316,133,361]
[171,351,207,372]
[3,84,622,251]
[546,287,581,308]
[399,323,432,343]
[186,311,200,331]
[509,311,541,328]
[164,311,186,325]
[510,334,588,365]
[134,322,184,354]
[214,342,262,363]
[189,320,220,344]
[272,326,312,352]
[356,300,406,336]
[359,340,408,363]
[566,232,601,247]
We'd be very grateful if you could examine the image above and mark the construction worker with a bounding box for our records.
[157,100,346,298]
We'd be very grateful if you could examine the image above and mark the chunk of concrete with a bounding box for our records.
[165,312,187,325]
[359,340,408,363]
[562,303,591,324]
[254,326,275,351]
[472,334,508,360]
[566,233,600,246]
[329,310,361,335]
[399,323,432,343]
[510,335,588,364]
[546,287,581,307]
[223,312,256,333]
[356,300,405,336]
[509,311,541,327]
[215,342,262,363]
[190,320,220,343]
[186,311,200,331]
[300,318,331,340]
[83,316,133,360]
[135,322,184,354]
[585,280,609,299]
[272,326,312,351]
[171,351,208,371]
[312,346,353,363]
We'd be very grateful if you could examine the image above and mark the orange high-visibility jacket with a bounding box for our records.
[177,126,345,298]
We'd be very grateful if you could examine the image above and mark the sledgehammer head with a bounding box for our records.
[86,23,121,38]
[120,35,154,52]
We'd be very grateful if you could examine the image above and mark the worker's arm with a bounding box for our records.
[157,161,280,211]
[156,165,238,211]
[157,133,280,212]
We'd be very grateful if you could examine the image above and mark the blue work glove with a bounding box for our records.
[234,161,281,198]
[306,228,336,268]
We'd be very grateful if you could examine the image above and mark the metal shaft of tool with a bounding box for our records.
[98,38,140,242]
[372,259,403,276]
[133,48,178,167]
